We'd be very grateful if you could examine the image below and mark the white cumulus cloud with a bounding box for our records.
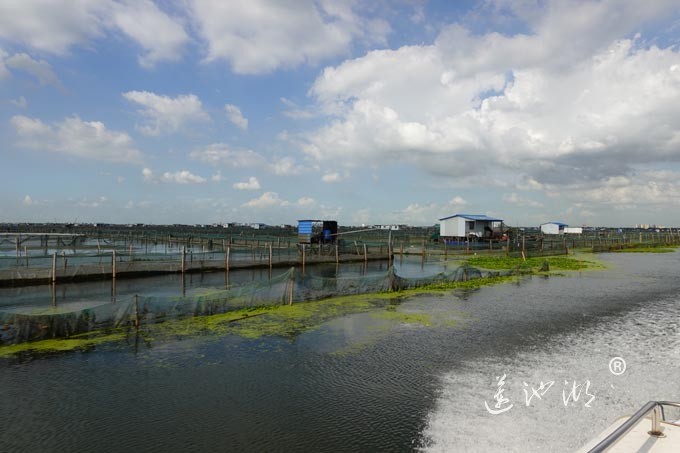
[190,143,304,176]
[242,191,285,208]
[189,0,390,74]
[110,0,189,68]
[142,167,207,184]
[322,171,346,183]
[233,176,261,190]
[123,90,210,136]
[225,104,248,130]
[0,0,188,67]
[302,0,680,205]
[11,115,143,164]
[5,53,61,86]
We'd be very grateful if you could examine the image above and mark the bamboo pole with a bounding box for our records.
[112,250,117,279]
[335,243,339,264]
[269,243,273,270]
[24,246,28,267]
[363,243,368,262]
[181,246,186,274]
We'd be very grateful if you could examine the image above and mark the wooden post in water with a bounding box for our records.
[112,250,117,279]
[354,241,360,256]
[52,252,57,283]
[289,267,295,305]
[302,244,306,275]
[335,243,339,264]
[133,294,139,329]
[225,247,230,287]
[24,246,28,267]
[269,243,273,270]
[62,251,67,270]
[363,243,368,263]
[181,246,186,274]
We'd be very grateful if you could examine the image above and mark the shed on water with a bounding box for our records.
[297,220,338,244]
[438,214,504,240]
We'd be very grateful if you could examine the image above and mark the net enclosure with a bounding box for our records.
[0,264,512,345]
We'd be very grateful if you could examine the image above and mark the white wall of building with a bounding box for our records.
[541,223,563,234]
[440,217,465,237]
[564,227,583,234]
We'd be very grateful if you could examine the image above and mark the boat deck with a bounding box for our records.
[579,416,680,452]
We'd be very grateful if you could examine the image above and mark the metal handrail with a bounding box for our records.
[588,401,680,452]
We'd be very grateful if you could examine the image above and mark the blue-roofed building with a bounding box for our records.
[438,214,504,239]
[297,219,338,244]
[540,222,568,235]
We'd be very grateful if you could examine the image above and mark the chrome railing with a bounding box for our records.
[588,401,680,452]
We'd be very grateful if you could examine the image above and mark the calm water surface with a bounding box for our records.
[1,252,679,452]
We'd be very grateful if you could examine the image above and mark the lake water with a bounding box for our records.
[1,252,679,452]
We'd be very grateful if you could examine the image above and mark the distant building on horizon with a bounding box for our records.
[540,222,567,235]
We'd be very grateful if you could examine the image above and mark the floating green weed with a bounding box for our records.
[465,255,598,271]
[370,311,432,326]
[0,331,127,358]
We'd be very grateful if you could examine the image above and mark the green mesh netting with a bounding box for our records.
[0,265,509,345]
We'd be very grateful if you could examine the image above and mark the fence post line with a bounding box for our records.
[24,246,28,267]
[112,250,116,280]
[62,251,67,271]
[302,244,306,275]
[269,243,273,270]
[363,243,368,263]
[335,243,339,264]
[181,246,186,274]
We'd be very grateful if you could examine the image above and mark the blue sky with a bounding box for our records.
[1,0,680,227]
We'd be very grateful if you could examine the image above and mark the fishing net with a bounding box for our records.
[0,264,507,345]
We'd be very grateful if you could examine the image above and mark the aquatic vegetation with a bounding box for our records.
[0,331,127,358]
[465,255,598,271]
